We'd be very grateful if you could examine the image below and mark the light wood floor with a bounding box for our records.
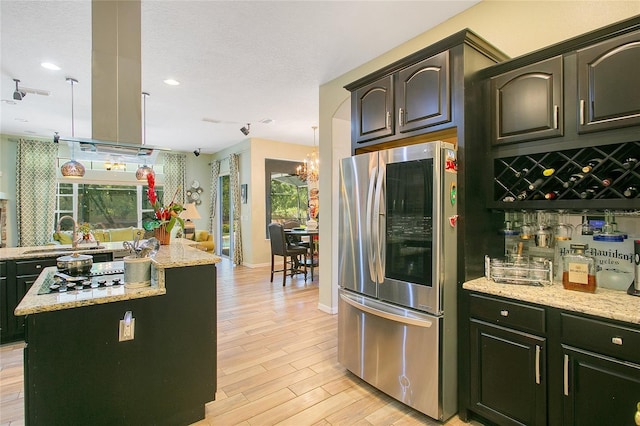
[1,259,479,426]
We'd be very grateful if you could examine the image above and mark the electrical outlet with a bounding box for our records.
[119,311,135,341]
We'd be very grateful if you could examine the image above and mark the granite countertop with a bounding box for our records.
[464,277,640,325]
[14,240,221,316]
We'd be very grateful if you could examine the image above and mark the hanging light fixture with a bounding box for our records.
[296,126,319,183]
[136,92,155,181]
[60,77,86,178]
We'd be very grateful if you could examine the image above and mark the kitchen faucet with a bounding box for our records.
[57,215,78,248]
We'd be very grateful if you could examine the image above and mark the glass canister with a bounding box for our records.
[562,244,597,293]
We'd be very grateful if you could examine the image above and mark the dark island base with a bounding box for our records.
[24,264,217,426]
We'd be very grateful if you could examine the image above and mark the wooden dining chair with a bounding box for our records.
[268,223,308,286]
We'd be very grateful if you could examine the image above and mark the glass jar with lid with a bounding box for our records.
[562,243,597,293]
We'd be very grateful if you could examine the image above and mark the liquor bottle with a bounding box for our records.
[544,191,560,200]
[602,168,626,187]
[562,173,585,188]
[562,243,597,293]
[581,158,603,173]
[622,157,638,170]
[623,186,638,198]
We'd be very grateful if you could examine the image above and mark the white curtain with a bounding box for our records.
[163,153,186,206]
[229,153,243,265]
[209,160,220,234]
[17,139,58,246]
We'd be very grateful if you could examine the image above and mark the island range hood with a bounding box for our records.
[59,0,166,162]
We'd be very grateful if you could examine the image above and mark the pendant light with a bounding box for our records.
[136,92,155,181]
[60,77,86,178]
[296,126,319,183]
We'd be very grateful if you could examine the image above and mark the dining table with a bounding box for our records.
[284,229,319,280]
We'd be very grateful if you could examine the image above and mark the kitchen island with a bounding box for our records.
[14,240,220,426]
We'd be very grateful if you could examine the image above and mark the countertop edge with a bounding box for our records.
[463,277,640,325]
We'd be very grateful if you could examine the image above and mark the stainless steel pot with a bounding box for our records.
[57,252,93,276]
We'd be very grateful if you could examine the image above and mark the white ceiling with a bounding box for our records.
[0,1,479,154]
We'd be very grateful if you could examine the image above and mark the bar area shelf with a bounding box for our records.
[490,141,639,210]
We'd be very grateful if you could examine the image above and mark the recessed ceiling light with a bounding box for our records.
[41,62,61,70]
[259,118,275,124]
[14,118,29,122]
[1,99,17,105]
[163,79,180,86]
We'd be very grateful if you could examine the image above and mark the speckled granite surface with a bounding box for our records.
[464,277,640,325]
[13,240,220,315]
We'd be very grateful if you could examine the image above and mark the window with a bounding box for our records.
[264,159,308,236]
[54,183,164,231]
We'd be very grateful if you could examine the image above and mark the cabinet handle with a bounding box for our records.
[553,105,559,129]
[535,345,541,385]
[500,310,509,317]
[386,111,391,129]
[36,264,42,269]
[580,100,585,125]
[398,108,404,126]
[612,337,623,345]
[564,354,569,396]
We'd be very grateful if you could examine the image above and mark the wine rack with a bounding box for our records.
[493,141,639,209]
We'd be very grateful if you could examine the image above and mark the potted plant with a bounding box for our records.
[143,173,184,244]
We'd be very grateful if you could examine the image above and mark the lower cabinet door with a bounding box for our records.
[470,319,547,426]
[562,345,640,426]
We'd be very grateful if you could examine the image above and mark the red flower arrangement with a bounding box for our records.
[143,173,184,233]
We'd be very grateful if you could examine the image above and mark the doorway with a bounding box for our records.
[218,174,232,257]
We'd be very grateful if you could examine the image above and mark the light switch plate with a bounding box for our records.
[119,318,135,341]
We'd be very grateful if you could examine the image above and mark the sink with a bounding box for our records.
[22,246,107,254]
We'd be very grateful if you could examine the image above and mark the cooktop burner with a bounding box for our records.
[38,261,126,295]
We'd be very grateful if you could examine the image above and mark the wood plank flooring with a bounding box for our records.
[1,259,479,425]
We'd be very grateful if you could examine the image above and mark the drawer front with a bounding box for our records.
[0,261,6,277]
[561,313,640,363]
[15,258,58,276]
[469,293,546,335]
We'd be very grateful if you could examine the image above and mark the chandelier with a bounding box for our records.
[296,126,319,183]
[136,92,155,181]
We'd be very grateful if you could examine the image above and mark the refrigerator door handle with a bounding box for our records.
[373,160,385,282]
[365,166,378,282]
[340,292,434,328]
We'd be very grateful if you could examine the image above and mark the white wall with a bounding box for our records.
[211,137,312,267]
[318,2,640,312]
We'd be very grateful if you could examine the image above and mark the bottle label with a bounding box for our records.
[568,262,589,285]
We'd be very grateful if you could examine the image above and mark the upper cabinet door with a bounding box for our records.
[353,76,394,144]
[491,56,563,145]
[577,30,640,133]
[396,51,450,133]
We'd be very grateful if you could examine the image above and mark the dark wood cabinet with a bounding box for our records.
[577,30,640,133]
[396,50,450,134]
[1,253,113,344]
[352,51,450,145]
[353,75,394,143]
[468,294,547,426]
[491,56,563,145]
[346,29,508,151]
[464,292,640,426]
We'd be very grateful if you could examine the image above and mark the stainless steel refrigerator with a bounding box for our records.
[338,141,458,421]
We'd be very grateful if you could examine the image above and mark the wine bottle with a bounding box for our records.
[528,178,545,190]
[516,190,529,201]
[622,157,638,170]
[579,185,601,199]
[581,158,603,173]
[602,168,626,187]
[623,186,638,198]
[544,191,560,200]
[562,173,585,188]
